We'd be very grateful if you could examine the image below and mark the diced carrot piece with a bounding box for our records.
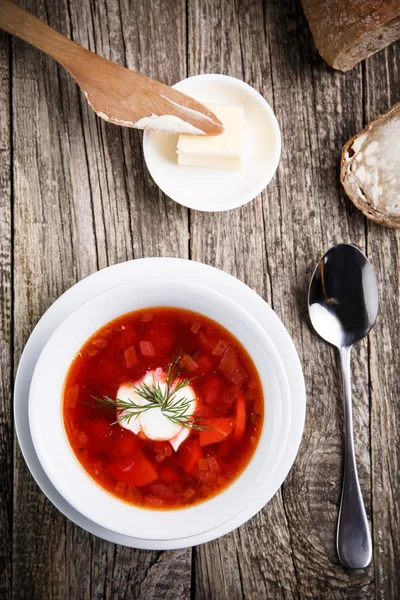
[179,352,199,372]
[111,429,142,459]
[147,483,174,498]
[219,346,248,384]
[159,466,180,483]
[198,458,209,471]
[77,431,89,446]
[196,470,218,485]
[183,487,196,500]
[124,345,138,368]
[207,456,220,473]
[86,347,101,358]
[233,394,246,442]
[115,481,127,495]
[140,312,154,322]
[65,384,80,408]
[190,321,201,334]
[199,418,235,446]
[139,340,155,356]
[212,339,229,356]
[92,338,108,350]
[106,451,158,487]
[179,438,203,474]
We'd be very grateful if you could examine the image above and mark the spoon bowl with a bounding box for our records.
[308,243,378,570]
[309,244,379,347]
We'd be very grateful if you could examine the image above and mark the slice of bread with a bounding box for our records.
[340,103,400,228]
[301,0,400,71]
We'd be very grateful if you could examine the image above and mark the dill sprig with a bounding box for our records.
[91,356,212,431]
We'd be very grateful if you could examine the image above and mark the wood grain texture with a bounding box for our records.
[1,0,400,598]
[364,43,400,599]
[0,27,12,600]
[10,0,190,599]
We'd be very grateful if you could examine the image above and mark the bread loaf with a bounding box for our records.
[340,103,400,228]
[301,0,400,71]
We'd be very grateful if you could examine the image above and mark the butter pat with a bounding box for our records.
[177,103,244,169]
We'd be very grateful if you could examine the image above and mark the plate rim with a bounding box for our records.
[14,257,306,549]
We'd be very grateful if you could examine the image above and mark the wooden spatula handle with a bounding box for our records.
[0,0,85,69]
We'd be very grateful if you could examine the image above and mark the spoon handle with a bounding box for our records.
[337,345,372,569]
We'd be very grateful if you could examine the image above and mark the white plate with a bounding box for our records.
[30,279,291,540]
[143,75,281,212]
[15,258,305,549]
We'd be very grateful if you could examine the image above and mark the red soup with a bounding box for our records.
[63,307,264,510]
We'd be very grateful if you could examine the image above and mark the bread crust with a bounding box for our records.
[340,102,400,228]
[301,0,400,71]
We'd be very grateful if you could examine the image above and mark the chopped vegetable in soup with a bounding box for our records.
[63,308,264,510]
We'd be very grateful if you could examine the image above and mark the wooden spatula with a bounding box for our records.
[0,0,224,136]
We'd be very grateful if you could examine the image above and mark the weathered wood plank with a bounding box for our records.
[0,28,12,600]
[264,0,374,596]
[364,41,400,600]
[5,0,400,597]
[190,0,375,597]
[11,0,191,598]
[188,1,300,598]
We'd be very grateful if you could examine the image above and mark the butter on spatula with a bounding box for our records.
[177,103,244,170]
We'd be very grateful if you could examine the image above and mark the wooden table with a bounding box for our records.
[1,1,400,598]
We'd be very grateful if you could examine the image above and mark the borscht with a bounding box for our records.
[63,307,264,510]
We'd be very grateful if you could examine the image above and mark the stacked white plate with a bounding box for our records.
[15,258,305,549]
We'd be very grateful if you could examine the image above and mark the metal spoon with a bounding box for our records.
[308,243,378,570]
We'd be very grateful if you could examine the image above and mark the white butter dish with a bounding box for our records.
[143,74,281,212]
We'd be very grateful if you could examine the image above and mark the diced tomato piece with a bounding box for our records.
[85,418,112,442]
[159,465,180,483]
[106,451,158,487]
[112,429,142,459]
[196,355,214,375]
[203,375,224,407]
[199,418,235,446]
[179,437,203,474]
[233,394,246,442]
[124,345,138,368]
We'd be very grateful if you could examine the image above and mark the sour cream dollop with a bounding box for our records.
[117,368,196,451]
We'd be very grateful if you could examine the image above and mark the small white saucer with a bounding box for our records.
[15,259,305,549]
[143,75,281,212]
